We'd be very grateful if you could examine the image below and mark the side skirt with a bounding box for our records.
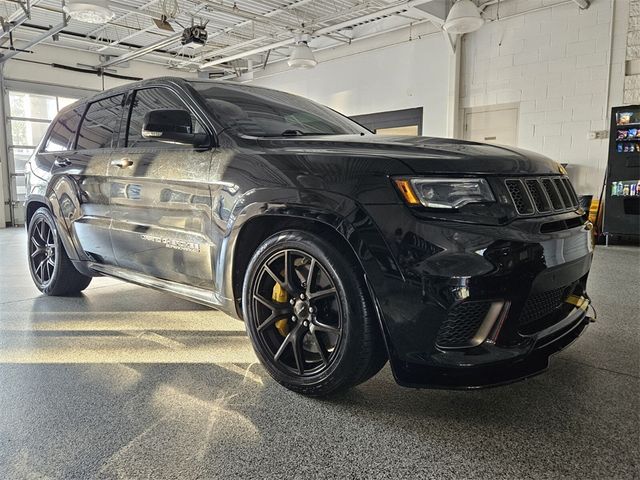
[88,263,233,313]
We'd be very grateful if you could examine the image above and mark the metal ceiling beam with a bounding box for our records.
[199,0,435,69]
[0,0,45,44]
[171,0,315,68]
[197,0,300,30]
[0,18,67,62]
[95,24,157,52]
[96,0,215,68]
[87,0,160,38]
[98,32,182,67]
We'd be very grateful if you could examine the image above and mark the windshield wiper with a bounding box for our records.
[279,129,336,137]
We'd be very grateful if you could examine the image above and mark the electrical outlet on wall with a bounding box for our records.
[588,130,609,140]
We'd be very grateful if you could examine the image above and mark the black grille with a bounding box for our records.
[554,178,573,207]
[562,178,579,206]
[436,301,491,348]
[525,179,551,212]
[519,284,575,328]
[542,179,563,210]
[505,180,534,215]
[505,176,579,216]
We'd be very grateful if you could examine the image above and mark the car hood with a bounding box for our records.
[256,135,561,176]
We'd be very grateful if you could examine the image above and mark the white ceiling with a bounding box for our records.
[0,0,501,75]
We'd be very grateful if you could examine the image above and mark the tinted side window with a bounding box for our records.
[44,108,83,152]
[77,95,124,150]
[126,88,203,148]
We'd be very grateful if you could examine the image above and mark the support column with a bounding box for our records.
[446,33,462,139]
[0,64,9,228]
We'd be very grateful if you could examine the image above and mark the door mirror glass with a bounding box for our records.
[141,109,207,146]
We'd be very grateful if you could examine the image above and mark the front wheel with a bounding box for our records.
[28,207,92,296]
[242,230,387,396]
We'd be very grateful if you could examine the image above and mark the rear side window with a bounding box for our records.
[76,94,125,150]
[126,87,204,148]
[44,108,83,152]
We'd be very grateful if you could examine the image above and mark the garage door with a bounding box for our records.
[2,81,96,226]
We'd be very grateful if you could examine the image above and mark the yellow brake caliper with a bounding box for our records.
[272,282,290,336]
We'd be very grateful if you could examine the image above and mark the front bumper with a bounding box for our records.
[361,204,594,389]
[394,300,592,389]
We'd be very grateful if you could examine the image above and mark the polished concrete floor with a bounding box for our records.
[0,227,638,479]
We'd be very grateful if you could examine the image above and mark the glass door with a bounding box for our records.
[5,92,78,225]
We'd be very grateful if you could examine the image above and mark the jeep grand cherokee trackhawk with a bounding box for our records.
[24,77,594,396]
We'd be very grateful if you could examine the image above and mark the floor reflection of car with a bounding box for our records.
[24,77,594,396]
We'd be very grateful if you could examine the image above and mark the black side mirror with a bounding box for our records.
[142,109,208,147]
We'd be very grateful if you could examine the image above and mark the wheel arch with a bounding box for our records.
[231,214,359,314]
[226,202,402,365]
[25,198,50,228]
[25,193,81,262]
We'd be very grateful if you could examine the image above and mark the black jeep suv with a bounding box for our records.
[25,77,594,395]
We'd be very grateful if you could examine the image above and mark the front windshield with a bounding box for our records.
[189,81,369,137]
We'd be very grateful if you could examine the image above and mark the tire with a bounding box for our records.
[242,229,387,396]
[27,207,92,296]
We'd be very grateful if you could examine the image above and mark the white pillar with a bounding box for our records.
[0,64,9,228]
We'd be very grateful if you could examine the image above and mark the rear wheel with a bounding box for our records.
[242,230,387,396]
[28,207,92,296]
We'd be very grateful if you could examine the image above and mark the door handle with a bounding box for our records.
[111,158,133,168]
[54,158,71,167]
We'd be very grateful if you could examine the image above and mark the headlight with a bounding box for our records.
[394,177,495,209]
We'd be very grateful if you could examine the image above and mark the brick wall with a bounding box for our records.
[461,0,618,197]
[625,0,640,103]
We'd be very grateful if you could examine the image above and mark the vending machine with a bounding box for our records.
[603,105,640,243]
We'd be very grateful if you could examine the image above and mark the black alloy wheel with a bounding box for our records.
[27,207,92,296]
[29,216,57,288]
[243,230,387,396]
[250,248,343,377]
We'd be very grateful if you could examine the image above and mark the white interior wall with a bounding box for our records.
[248,24,451,138]
[461,0,627,197]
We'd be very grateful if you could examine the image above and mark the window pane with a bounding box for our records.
[127,88,203,148]
[45,109,83,152]
[58,97,78,110]
[10,120,50,147]
[12,148,34,174]
[9,92,57,120]
[15,174,27,201]
[77,95,124,150]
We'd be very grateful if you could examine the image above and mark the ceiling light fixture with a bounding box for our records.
[443,0,484,35]
[288,33,317,69]
[64,0,115,24]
